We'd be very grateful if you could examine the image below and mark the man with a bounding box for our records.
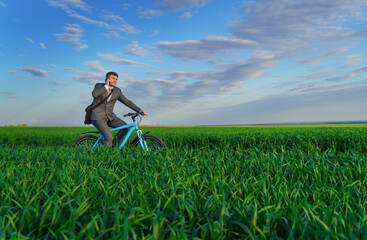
[91,71,146,147]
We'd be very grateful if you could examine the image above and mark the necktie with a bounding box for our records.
[107,88,112,102]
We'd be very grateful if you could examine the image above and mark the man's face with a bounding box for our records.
[107,75,118,87]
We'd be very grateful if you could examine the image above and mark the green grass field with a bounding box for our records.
[0,125,366,239]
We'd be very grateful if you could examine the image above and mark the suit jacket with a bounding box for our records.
[91,83,141,121]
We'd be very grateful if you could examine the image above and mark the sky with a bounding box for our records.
[1,0,367,126]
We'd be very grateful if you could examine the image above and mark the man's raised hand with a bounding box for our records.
[106,78,111,87]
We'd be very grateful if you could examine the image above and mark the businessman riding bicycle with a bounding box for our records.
[88,71,146,147]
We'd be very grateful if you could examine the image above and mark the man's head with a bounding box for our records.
[105,71,118,87]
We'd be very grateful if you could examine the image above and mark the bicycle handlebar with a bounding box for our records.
[123,112,144,117]
[123,112,147,122]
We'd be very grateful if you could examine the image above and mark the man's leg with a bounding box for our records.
[91,119,113,147]
[108,117,128,147]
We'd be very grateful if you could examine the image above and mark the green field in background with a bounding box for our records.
[0,125,366,239]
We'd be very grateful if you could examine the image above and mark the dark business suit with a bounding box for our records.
[91,83,141,147]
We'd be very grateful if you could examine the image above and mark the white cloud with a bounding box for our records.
[149,30,161,38]
[325,73,358,82]
[26,37,34,43]
[0,1,6,7]
[156,36,256,61]
[48,81,67,86]
[180,12,193,19]
[122,3,131,11]
[158,0,210,11]
[353,65,367,74]
[124,41,148,57]
[100,10,124,22]
[64,67,74,71]
[133,53,280,104]
[102,31,124,39]
[76,44,88,51]
[98,53,154,67]
[65,9,110,28]
[55,23,82,44]
[151,0,367,108]
[73,72,104,85]
[45,0,91,11]
[230,0,367,51]
[301,47,350,65]
[120,23,140,34]
[20,66,49,77]
[85,61,105,72]
[190,85,367,125]
[121,78,158,102]
[280,65,367,90]
[342,54,364,66]
[138,9,164,19]
[55,23,87,50]
[6,70,33,78]
[299,69,336,82]
[40,43,47,49]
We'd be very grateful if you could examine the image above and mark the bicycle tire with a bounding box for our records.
[131,134,167,152]
[73,135,99,150]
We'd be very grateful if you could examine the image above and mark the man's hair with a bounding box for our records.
[105,71,118,81]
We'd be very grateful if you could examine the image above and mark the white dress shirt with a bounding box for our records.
[105,84,113,102]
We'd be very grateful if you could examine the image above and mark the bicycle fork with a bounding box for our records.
[137,129,149,152]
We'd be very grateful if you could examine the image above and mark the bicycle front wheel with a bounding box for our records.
[73,135,99,150]
[132,134,167,153]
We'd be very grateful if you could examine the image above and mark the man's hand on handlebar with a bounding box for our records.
[123,111,147,117]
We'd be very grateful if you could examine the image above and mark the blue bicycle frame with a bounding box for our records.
[92,121,149,151]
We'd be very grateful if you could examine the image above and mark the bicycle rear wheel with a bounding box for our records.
[73,135,99,150]
[132,134,167,153]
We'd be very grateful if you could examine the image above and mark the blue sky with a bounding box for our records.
[1,0,367,126]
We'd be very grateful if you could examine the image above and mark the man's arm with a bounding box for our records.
[92,83,107,98]
[118,91,142,113]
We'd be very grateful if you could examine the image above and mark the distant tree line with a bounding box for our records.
[3,124,28,127]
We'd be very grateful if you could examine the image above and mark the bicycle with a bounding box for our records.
[73,112,167,152]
